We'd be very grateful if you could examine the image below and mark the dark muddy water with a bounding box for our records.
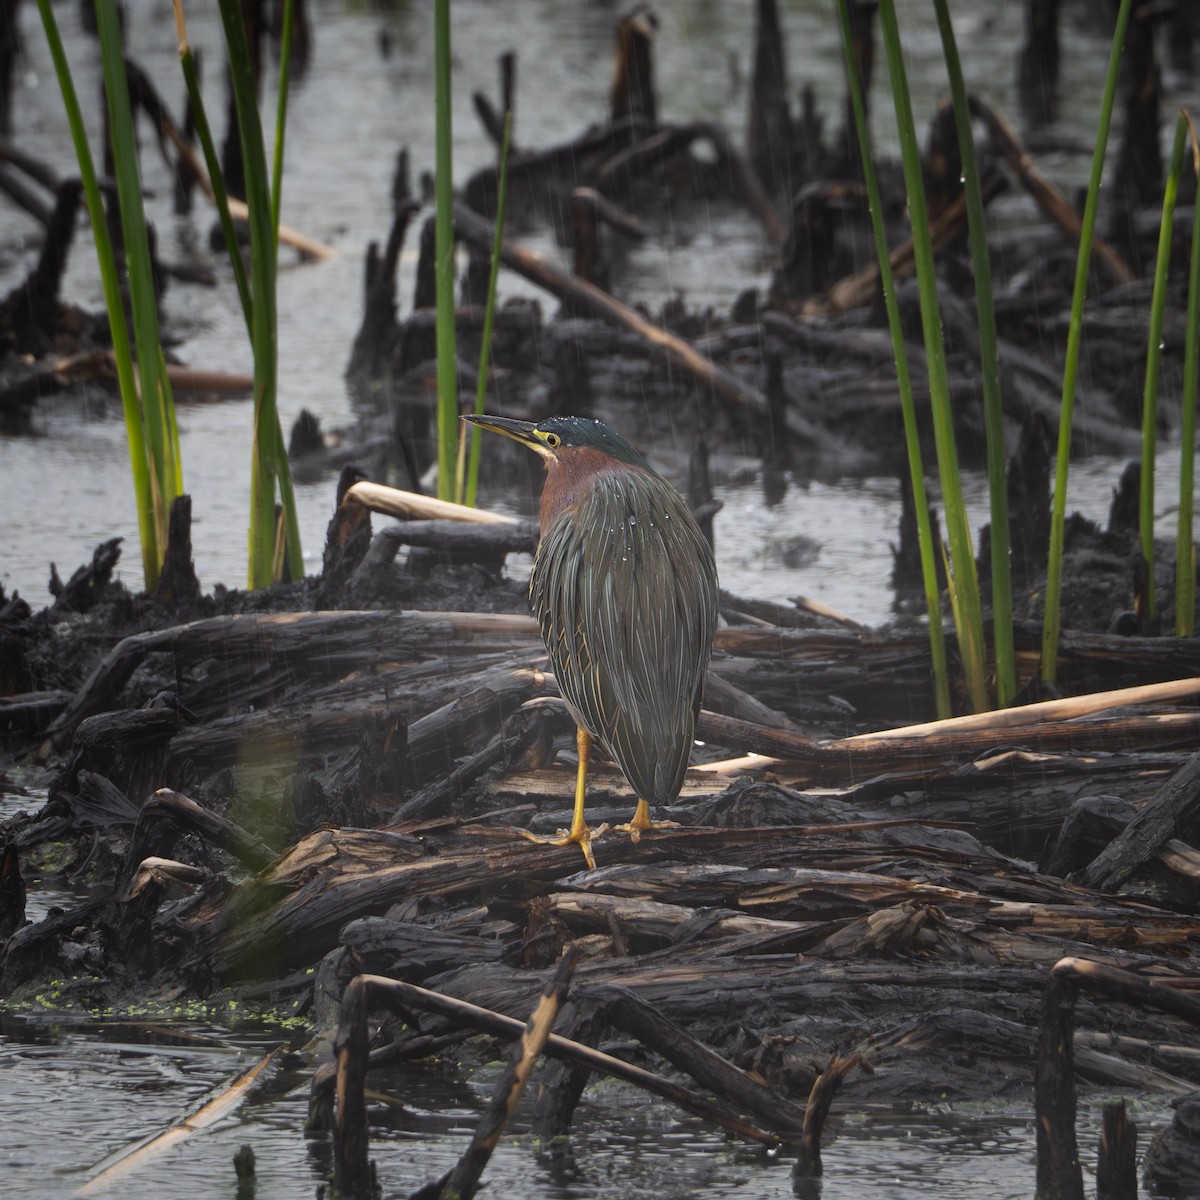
[1,1007,1165,1199]
[1,0,1195,1195]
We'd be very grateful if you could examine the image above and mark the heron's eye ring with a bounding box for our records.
[544,433,561,448]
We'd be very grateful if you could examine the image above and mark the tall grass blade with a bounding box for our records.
[876,0,987,712]
[836,0,951,718]
[1041,0,1134,683]
[1179,119,1200,636]
[932,0,1015,708]
[270,0,294,243]
[172,0,252,327]
[461,110,513,509]
[434,0,459,502]
[216,0,301,586]
[1140,114,1189,626]
[267,0,302,579]
[37,0,170,589]
[94,0,182,565]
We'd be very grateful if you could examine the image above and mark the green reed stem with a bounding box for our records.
[270,0,293,244]
[434,0,458,501]
[836,0,950,718]
[220,0,276,588]
[461,111,513,509]
[95,0,182,558]
[173,0,252,325]
[1179,119,1200,636]
[269,0,301,579]
[932,0,1015,707]
[39,0,179,590]
[1140,114,1189,626]
[1041,0,1133,683]
[877,0,987,712]
[216,0,301,587]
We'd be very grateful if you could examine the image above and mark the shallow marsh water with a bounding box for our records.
[1,0,1196,1195]
[2,0,1196,619]
[0,1007,1164,1199]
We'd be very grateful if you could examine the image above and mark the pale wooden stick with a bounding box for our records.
[345,480,519,525]
[49,350,254,395]
[74,1048,284,1195]
[842,677,1200,744]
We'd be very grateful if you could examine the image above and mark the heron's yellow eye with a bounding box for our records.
[544,433,560,448]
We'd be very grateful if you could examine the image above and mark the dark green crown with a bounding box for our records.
[533,416,652,470]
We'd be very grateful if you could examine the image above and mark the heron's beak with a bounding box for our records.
[461,414,554,458]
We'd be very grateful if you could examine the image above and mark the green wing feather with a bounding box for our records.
[530,469,718,805]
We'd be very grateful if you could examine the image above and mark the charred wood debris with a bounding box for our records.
[4,1,1200,1195]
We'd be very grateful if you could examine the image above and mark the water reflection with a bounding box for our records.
[4,0,1194,606]
[0,1008,1173,1199]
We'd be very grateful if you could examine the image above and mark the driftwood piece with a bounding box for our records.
[336,972,780,1147]
[1017,0,1060,127]
[349,194,420,378]
[1080,751,1200,891]
[838,0,875,172]
[0,138,59,193]
[187,809,1200,991]
[747,0,792,196]
[451,202,775,424]
[1036,958,1200,1200]
[569,186,645,291]
[172,651,526,784]
[41,602,1200,762]
[0,842,24,939]
[0,690,70,736]
[48,536,123,614]
[345,480,518,525]
[361,519,537,561]
[126,856,208,901]
[461,116,648,217]
[433,946,578,1200]
[1109,2,1161,270]
[391,700,556,823]
[796,1054,861,1179]
[801,189,972,316]
[36,610,542,757]
[340,915,507,981]
[73,1048,284,1197]
[609,8,657,127]
[0,349,251,422]
[332,975,374,1200]
[0,178,81,354]
[152,494,201,609]
[581,981,808,1134]
[125,788,279,875]
[120,48,333,262]
[1144,1095,1200,1197]
[805,91,1134,322]
[594,119,783,247]
[1096,1100,1137,1200]
[967,94,1135,286]
[402,665,552,785]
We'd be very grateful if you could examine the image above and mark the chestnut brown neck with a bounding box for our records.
[539,447,636,535]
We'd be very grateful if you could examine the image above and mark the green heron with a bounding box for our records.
[463,414,719,868]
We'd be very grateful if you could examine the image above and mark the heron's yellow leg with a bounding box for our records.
[521,726,605,869]
[617,798,679,843]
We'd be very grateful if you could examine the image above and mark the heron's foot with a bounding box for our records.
[521,822,609,870]
[615,806,679,844]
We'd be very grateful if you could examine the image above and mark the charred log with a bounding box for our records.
[746,0,792,197]
[0,179,82,357]
[1016,0,1060,128]
[609,8,657,129]
[153,495,201,612]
